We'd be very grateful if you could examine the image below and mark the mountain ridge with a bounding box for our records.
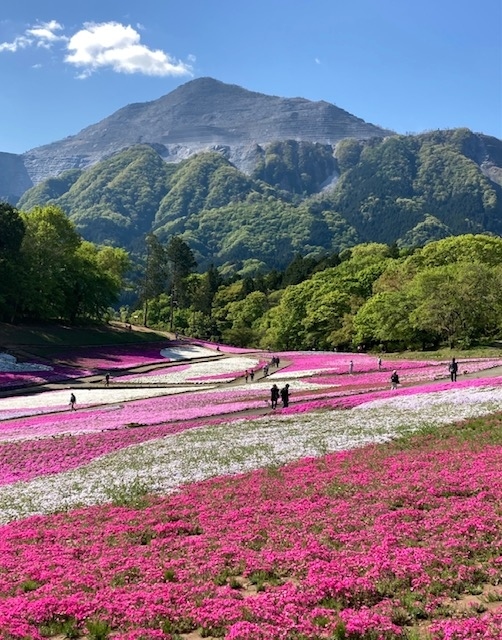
[5,77,394,195]
[16,129,502,274]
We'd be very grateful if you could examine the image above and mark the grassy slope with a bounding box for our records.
[0,322,169,359]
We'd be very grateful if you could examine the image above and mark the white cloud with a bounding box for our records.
[26,20,66,48]
[0,20,65,52]
[0,19,193,79]
[0,34,31,52]
[66,22,193,77]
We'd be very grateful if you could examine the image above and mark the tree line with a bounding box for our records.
[3,199,502,353]
[134,231,502,352]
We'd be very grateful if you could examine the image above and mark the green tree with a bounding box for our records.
[406,234,502,270]
[140,233,169,326]
[353,291,419,349]
[0,203,25,321]
[165,235,197,328]
[408,262,502,347]
[19,205,81,320]
[222,291,268,346]
[189,264,223,317]
[335,138,362,173]
[264,280,314,349]
[282,254,320,286]
[12,205,126,323]
[68,243,130,322]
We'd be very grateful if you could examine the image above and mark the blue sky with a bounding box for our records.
[1,0,501,154]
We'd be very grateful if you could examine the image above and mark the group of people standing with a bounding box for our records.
[245,356,281,383]
[270,383,289,409]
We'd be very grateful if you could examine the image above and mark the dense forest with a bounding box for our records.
[0,203,129,324]
[16,128,502,275]
[3,198,502,353]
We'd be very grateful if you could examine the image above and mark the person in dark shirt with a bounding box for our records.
[270,384,280,409]
[280,383,290,407]
[390,370,399,390]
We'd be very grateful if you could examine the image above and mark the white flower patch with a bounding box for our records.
[0,352,52,372]
[159,345,221,360]
[3,384,502,522]
[353,386,502,413]
[268,369,327,379]
[128,357,260,384]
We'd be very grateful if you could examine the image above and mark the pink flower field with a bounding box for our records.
[1,347,502,638]
[2,419,502,639]
[0,363,95,389]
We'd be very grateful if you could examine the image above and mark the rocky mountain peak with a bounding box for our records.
[12,77,393,194]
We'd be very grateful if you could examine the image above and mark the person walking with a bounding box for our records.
[105,372,110,387]
[280,383,290,408]
[69,392,77,411]
[245,370,249,383]
[390,370,400,390]
[270,383,280,409]
[250,369,255,382]
[349,360,354,375]
[377,357,382,371]
[449,357,458,382]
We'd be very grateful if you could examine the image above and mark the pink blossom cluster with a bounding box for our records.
[2,354,502,488]
[189,338,260,353]
[0,364,94,389]
[2,348,502,637]
[1,425,502,638]
[46,342,173,371]
[0,388,269,443]
[118,364,191,380]
[280,351,502,378]
[278,351,433,374]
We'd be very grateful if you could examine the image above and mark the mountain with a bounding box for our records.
[0,152,33,203]
[10,77,392,195]
[17,128,502,274]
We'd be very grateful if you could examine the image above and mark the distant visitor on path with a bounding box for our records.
[105,372,110,386]
[250,369,255,382]
[377,357,382,371]
[390,370,400,390]
[270,383,280,409]
[280,383,290,408]
[349,360,354,375]
[449,357,458,382]
[69,393,77,411]
[245,370,249,383]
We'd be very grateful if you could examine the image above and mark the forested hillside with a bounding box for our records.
[3,197,502,352]
[170,234,502,352]
[17,129,502,273]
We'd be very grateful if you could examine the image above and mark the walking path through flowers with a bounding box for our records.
[2,338,502,639]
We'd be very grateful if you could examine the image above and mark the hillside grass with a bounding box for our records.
[387,343,502,361]
[0,321,169,357]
